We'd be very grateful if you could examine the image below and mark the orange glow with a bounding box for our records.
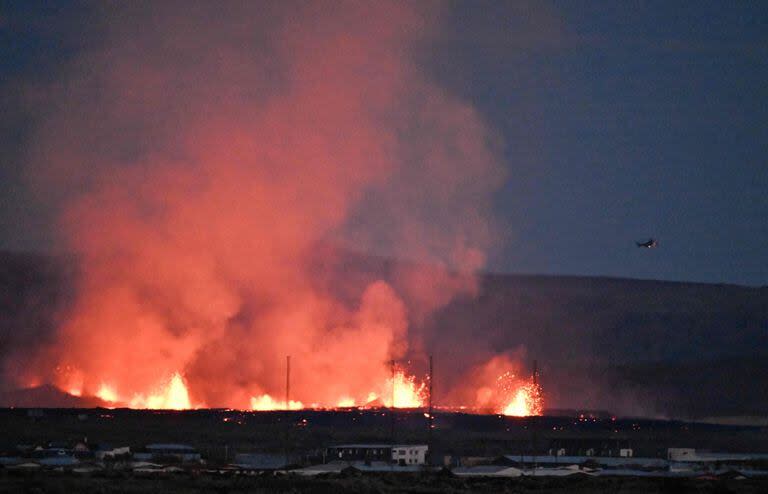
[457,355,544,416]
[498,372,543,417]
[336,397,355,407]
[91,372,195,409]
[16,1,509,411]
[60,368,84,397]
[248,368,425,410]
[50,356,548,415]
[250,394,303,411]
[386,369,426,408]
[52,361,548,416]
[96,383,118,403]
[129,372,193,409]
[501,382,543,417]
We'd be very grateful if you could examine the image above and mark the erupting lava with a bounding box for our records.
[369,368,426,408]
[95,383,118,403]
[94,372,194,410]
[498,372,543,417]
[54,357,546,414]
[248,368,426,410]
[250,395,304,411]
[388,369,427,408]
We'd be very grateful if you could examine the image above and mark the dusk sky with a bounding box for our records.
[1,1,767,286]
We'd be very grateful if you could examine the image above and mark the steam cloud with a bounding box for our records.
[14,1,507,408]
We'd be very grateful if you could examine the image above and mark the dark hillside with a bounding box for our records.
[1,250,766,418]
[0,251,74,389]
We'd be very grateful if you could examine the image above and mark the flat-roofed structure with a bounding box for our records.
[327,444,428,465]
[134,443,201,462]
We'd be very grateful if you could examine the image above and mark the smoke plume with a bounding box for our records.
[14,1,506,408]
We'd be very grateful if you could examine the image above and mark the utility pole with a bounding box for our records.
[427,354,434,465]
[286,355,291,410]
[391,359,396,408]
[284,355,291,466]
[531,359,538,474]
[390,359,396,446]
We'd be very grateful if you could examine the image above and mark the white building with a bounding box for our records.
[391,445,429,465]
[327,444,428,465]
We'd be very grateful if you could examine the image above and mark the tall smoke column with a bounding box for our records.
[13,1,507,408]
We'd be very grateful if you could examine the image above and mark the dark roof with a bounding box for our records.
[146,444,196,451]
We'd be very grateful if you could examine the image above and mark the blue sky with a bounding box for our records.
[435,1,768,284]
[1,1,767,285]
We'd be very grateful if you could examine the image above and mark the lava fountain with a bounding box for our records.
[498,371,543,417]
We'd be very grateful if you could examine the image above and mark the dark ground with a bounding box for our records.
[2,470,767,494]
[2,408,768,493]
[2,408,768,462]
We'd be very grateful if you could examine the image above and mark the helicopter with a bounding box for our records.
[636,238,658,248]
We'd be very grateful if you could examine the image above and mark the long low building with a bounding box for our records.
[498,454,669,469]
[133,444,201,463]
[668,448,768,463]
[327,444,428,465]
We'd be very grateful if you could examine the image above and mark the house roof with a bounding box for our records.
[146,444,196,451]
[332,444,427,449]
[453,465,523,477]
[232,453,289,470]
[502,455,668,468]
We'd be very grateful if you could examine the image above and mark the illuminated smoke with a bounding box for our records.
[15,1,508,409]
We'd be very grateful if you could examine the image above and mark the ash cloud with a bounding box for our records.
[12,1,507,407]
